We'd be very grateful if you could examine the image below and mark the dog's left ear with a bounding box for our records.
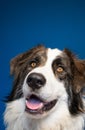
[64,49,85,94]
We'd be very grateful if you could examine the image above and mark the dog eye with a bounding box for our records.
[56,66,64,73]
[30,62,37,68]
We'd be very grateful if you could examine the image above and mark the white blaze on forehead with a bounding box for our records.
[41,48,62,71]
[47,48,62,64]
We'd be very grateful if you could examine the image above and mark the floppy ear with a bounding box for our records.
[64,49,85,94]
[73,59,85,93]
[63,49,85,114]
[10,45,45,76]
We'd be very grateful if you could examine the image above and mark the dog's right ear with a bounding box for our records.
[10,51,28,76]
[10,45,45,76]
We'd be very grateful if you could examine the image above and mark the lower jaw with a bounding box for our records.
[25,107,44,115]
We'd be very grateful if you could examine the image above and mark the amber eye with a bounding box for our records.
[31,62,37,68]
[56,67,64,73]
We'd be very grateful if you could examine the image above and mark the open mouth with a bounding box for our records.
[25,94,57,114]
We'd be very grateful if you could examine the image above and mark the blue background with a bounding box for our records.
[0,0,85,129]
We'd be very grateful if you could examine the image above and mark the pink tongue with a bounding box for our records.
[26,98,43,110]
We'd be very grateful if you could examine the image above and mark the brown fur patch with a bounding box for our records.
[64,48,85,93]
[10,45,47,76]
[64,48,85,113]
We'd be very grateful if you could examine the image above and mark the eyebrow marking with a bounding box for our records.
[55,57,62,65]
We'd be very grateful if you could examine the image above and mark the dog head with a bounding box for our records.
[7,45,85,119]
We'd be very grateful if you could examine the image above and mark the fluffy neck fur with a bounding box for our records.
[4,98,85,130]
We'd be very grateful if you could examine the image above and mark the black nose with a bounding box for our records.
[27,73,46,90]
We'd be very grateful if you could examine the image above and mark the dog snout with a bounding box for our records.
[26,73,46,90]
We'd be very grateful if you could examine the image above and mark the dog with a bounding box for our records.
[4,45,85,130]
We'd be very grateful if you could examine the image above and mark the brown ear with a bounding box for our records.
[73,59,85,93]
[10,45,45,76]
[10,52,27,75]
[64,48,85,93]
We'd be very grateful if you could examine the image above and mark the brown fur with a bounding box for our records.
[10,45,46,76]
[64,48,85,113]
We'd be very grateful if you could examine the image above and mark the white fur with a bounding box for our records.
[4,48,85,130]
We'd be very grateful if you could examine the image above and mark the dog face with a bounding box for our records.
[7,45,85,119]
